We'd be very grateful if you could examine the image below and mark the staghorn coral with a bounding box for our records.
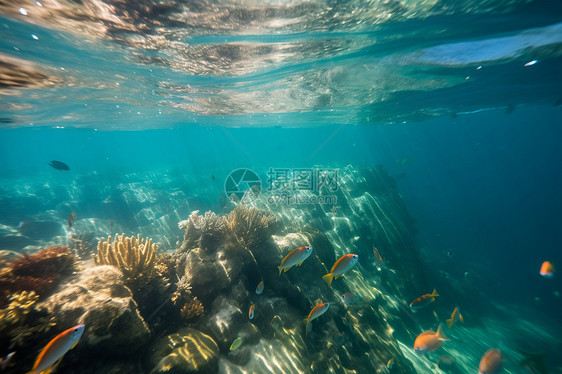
[0,291,55,349]
[0,246,77,307]
[226,205,276,249]
[94,233,158,289]
[178,210,229,252]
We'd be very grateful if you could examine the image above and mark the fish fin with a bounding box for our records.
[278,266,283,276]
[436,325,450,341]
[284,267,290,273]
[297,261,304,266]
[432,289,439,297]
[321,273,334,286]
[334,274,341,280]
[459,313,464,323]
[446,318,453,328]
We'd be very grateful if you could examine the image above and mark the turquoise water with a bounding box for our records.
[1,1,561,373]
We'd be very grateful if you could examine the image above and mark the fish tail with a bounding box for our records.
[459,313,464,323]
[446,318,453,328]
[431,288,439,297]
[321,273,334,286]
[304,317,311,335]
[436,325,450,341]
[278,266,283,276]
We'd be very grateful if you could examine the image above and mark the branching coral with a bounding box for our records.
[178,210,228,252]
[171,276,204,321]
[226,205,276,249]
[0,246,77,307]
[94,234,158,288]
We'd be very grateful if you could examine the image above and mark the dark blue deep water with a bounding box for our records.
[1,1,561,373]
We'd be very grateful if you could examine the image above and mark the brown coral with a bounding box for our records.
[94,233,158,288]
[0,246,77,307]
[180,297,204,320]
[226,205,276,249]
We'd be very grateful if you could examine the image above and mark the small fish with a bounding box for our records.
[464,271,470,279]
[104,298,112,303]
[387,357,395,369]
[0,352,15,370]
[304,302,330,335]
[27,324,85,374]
[341,292,361,306]
[410,289,439,310]
[413,325,449,352]
[210,174,215,181]
[255,281,264,295]
[278,246,313,275]
[438,355,456,371]
[248,304,255,320]
[48,160,70,171]
[322,254,359,286]
[539,261,555,278]
[446,250,453,258]
[373,246,383,264]
[479,348,503,374]
[67,212,76,227]
[229,337,243,351]
[446,306,464,328]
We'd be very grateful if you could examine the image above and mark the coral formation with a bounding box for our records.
[0,291,55,349]
[0,246,77,307]
[178,210,228,252]
[95,233,158,289]
[40,266,151,358]
[171,276,204,321]
[226,205,276,249]
[148,328,220,374]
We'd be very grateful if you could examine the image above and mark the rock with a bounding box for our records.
[149,328,219,374]
[40,265,150,357]
[176,241,257,305]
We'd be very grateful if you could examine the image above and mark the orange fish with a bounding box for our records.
[27,324,85,374]
[479,348,503,374]
[410,289,439,310]
[322,254,359,286]
[540,261,555,278]
[304,302,330,335]
[255,281,264,294]
[249,304,255,320]
[278,246,313,275]
[373,246,383,264]
[413,325,449,352]
[446,306,464,328]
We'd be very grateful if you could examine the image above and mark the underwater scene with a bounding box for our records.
[1,0,562,373]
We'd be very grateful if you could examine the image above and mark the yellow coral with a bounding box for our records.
[0,291,39,324]
[95,233,158,285]
[180,297,204,320]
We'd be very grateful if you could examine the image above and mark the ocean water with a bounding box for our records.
[0,1,561,373]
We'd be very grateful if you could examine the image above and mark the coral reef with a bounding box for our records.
[178,210,228,252]
[0,246,77,307]
[94,233,158,290]
[226,205,276,249]
[39,266,151,359]
[148,328,220,374]
[0,291,55,349]
[171,275,205,321]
